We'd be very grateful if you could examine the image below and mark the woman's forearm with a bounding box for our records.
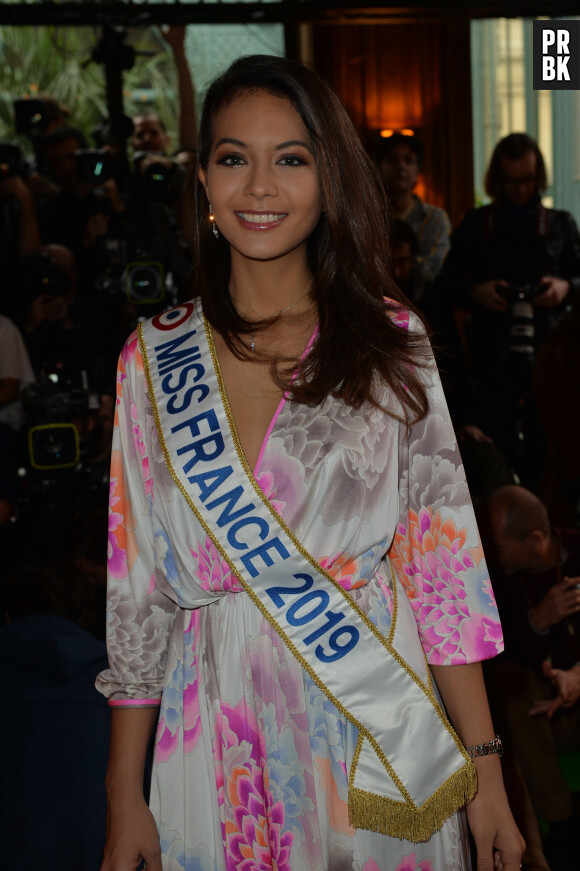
[430,662,496,746]
[105,707,159,802]
[432,662,525,866]
[431,662,505,793]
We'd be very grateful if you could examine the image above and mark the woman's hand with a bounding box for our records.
[466,758,525,871]
[429,665,524,869]
[100,797,162,871]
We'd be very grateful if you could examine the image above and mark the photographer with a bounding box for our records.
[125,146,192,316]
[131,24,197,157]
[0,145,43,320]
[22,244,118,389]
[36,126,128,294]
[437,133,580,488]
[481,486,580,870]
[0,170,42,257]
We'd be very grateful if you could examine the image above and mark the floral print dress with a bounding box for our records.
[97,303,502,871]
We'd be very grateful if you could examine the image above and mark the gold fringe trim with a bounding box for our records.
[348,761,477,843]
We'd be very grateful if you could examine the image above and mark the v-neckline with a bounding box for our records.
[204,314,318,478]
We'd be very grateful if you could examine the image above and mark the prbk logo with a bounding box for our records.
[533,20,580,89]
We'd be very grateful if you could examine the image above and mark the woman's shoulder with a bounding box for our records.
[383,298,425,336]
[118,299,202,370]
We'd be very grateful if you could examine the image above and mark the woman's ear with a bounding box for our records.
[198,166,208,194]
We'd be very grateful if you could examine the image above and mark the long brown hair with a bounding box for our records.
[193,55,430,424]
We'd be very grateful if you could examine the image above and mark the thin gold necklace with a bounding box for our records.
[246,288,312,352]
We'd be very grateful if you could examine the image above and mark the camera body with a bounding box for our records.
[133,151,181,202]
[13,97,53,138]
[498,284,545,361]
[74,148,114,185]
[497,283,544,305]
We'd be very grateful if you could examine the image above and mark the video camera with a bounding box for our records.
[497,283,544,305]
[498,284,545,363]
[13,97,55,138]
[75,148,115,185]
[133,151,183,203]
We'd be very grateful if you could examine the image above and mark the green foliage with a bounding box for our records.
[0,25,178,151]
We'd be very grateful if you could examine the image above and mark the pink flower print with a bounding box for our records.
[108,449,138,577]
[363,861,382,871]
[156,715,180,763]
[183,612,201,754]
[319,552,364,591]
[394,853,434,871]
[388,305,410,330]
[119,330,144,372]
[183,675,201,754]
[214,702,293,871]
[114,363,126,421]
[190,536,242,593]
[390,507,488,663]
[225,766,293,871]
[395,853,418,871]
[256,469,286,515]
[108,473,127,580]
[459,610,503,661]
[130,403,152,498]
[120,331,138,368]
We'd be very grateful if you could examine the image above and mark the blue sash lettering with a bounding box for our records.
[227,516,269,550]
[172,410,225,470]
[206,485,255,528]
[265,573,359,661]
[155,332,210,411]
[241,537,291,578]
[155,330,199,373]
[152,323,291,582]
[188,466,234,500]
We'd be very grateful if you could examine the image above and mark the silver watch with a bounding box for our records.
[466,735,504,759]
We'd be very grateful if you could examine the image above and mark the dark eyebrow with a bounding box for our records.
[213,137,312,153]
[274,140,312,153]
[214,137,246,149]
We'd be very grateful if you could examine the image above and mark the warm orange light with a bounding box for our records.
[379,127,416,138]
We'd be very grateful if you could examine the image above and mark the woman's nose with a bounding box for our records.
[243,160,277,199]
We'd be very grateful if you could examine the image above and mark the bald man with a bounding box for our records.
[481,485,580,870]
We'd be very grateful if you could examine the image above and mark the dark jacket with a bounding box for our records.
[491,528,580,673]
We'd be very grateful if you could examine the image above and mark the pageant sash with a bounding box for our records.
[139,302,476,842]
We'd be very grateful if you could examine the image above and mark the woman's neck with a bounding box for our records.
[229,252,314,321]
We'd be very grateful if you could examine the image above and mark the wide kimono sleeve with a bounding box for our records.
[388,312,504,666]
[96,332,179,708]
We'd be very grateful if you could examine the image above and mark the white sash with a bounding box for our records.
[139,302,476,842]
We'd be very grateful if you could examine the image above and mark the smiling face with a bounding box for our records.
[198,90,322,270]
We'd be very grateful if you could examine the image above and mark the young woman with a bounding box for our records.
[98,55,523,871]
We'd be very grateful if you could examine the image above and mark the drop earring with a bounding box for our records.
[209,204,219,239]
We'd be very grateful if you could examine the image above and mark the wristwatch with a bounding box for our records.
[465,735,504,759]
